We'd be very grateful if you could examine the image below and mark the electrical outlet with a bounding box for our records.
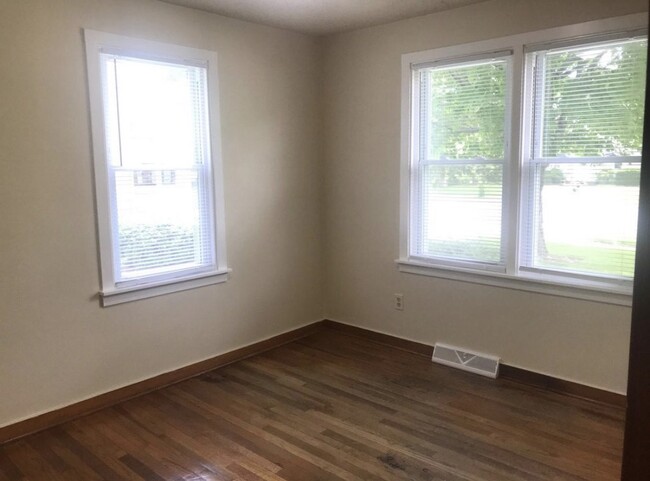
[394,293,404,310]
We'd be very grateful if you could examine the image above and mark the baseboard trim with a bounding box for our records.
[322,320,626,408]
[498,364,627,408]
[0,320,326,445]
[322,319,433,357]
[1,317,625,444]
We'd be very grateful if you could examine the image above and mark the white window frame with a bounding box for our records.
[85,30,229,306]
[398,14,647,306]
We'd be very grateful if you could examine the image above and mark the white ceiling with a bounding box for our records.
[159,0,491,36]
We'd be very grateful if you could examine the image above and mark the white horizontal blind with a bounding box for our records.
[522,37,647,280]
[412,57,510,268]
[100,53,215,284]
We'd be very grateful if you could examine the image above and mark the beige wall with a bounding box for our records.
[0,0,323,427]
[0,0,646,428]
[322,0,648,394]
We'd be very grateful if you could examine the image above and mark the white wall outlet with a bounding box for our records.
[394,293,404,310]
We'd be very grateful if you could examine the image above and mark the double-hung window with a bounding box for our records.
[85,31,228,306]
[410,53,512,272]
[400,16,647,304]
[521,38,646,282]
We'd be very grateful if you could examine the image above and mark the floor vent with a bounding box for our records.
[432,343,500,378]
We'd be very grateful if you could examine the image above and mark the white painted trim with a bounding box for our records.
[399,57,413,259]
[399,13,648,296]
[84,30,229,305]
[396,259,632,306]
[101,269,231,306]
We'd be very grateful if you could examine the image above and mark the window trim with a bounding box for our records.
[84,30,229,306]
[399,13,647,306]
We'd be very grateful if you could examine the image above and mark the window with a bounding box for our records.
[522,38,645,280]
[410,53,511,271]
[400,16,647,304]
[85,30,228,306]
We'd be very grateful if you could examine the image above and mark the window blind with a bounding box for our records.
[101,53,215,284]
[413,57,509,267]
[522,38,647,279]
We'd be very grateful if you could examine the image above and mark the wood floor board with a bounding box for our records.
[112,404,241,481]
[265,351,592,456]
[0,329,624,480]
[153,390,344,481]
[296,331,624,435]
[264,344,624,478]
[102,408,221,481]
[162,390,355,481]
[321,321,626,408]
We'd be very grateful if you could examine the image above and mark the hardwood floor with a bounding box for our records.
[0,329,624,480]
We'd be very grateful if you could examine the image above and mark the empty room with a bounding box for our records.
[1,0,650,479]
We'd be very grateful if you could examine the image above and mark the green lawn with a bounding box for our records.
[431,183,501,197]
[540,242,635,278]
[425,239,501,263]
[425,182,637,277]
[425,240,635,277]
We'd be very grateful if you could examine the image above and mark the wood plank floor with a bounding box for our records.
[0,329,625,480]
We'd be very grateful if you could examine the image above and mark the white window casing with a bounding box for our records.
[398,14,648,306]
[85,30,229,306]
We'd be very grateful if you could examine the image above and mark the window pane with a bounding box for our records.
[104,55,208,167]
[419,164,503,263]
[114,168,213,280]
[527,162,639,278]
[423,59,507,160]
[537,38,647,158]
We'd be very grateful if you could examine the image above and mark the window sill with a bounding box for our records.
[100,269,231,307]
[396,259,632,306]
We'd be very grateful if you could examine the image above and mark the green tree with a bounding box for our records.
[542,41,646,157]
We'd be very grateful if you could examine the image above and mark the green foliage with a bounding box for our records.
[543,167,565,185]
[425,39,647,164]
[542,40,647,157]
[428,164,502,187]
[428,61,506,160]
[540,242,635,278]
[119,224,195,270]
[426,239,501,263]
[596,168,641,186]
